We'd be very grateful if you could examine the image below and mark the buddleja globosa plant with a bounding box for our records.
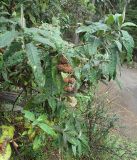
[0,1,136,159]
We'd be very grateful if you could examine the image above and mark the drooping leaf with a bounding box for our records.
[44,58,57,96]
[3,41,22,61]
[26,43,45,87]
[121,30,134,61]
[86,36,101,56]
[108,49,117,80]
[36,115,47,122]
[32,114,47,126]
[115,40,122,52]
[76,26,90,33]
[51,57,63,93]
[67,135,79,146]
[33,135,42,150]
[0,54,3,71]
[33,94,47,104]
[44,57,63,96]
[0,30,18,48]
[33,35,56,49]
[113,14,123,26]
[105,14,114,25]
[121,22,137,28]
[78,133,89,147]
[38,123,56,136]
[0,17,16,24]
[72,145,77,156]
[77,140,82,156]
[48,97,57,112]
[23,110,35,121]
[6,51,25,67]
[76,22,109,34]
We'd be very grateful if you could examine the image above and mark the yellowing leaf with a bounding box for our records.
[0,144,11,160]
[0,126,15,160]
[0,125,15,142]
[67,96,77,107]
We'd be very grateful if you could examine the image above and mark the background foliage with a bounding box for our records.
[0,0,137,160]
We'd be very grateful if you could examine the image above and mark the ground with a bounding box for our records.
[99,65,137,139]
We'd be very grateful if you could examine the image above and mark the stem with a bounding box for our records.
[12,89,24,112]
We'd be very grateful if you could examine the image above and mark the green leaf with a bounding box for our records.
[74,67,81,81]
[33,35,56,49]
[51,57,63,93]
[0,30,18,48]
[44,57,63,96]
[33,135,42,150]
[38,123,56,136]
[76,26,90,33]
[121,22,137,28]
[28,13,37,25]
[48,97,57,112]
[0,17,16,24]
[72,145,77,156]
[26,43,45,87]
[32,115,47,126]
[3,41,22,61]
[23,110,35,121]
[67,136,79,146]
[121,30,134,61]
[77,140,82,156]
[6,51,25,67]
[37,115,47,122]
[44,58,57,96]
[108,49,117,80]
[78,134,89,147]
[33,94,47,104]
[87,36,101,55]
[76,22,109,34]
[118,15,123,26]
[52,16,60,26]
[0,54,3,71]
[106,14,114,25]
[113,14,123,26]
[115,40,122,52]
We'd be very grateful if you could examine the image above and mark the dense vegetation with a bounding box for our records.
[0,0,137,159]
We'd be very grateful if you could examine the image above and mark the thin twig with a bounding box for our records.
[12,89,24,112]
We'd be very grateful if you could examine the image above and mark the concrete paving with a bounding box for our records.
[99,66,137,139]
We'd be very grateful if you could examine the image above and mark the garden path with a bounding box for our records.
[99,66,137,139]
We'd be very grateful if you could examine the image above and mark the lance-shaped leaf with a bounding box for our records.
[33,35,56,49]
[108,49,117,80]
[121,30,134,61]
[0,30,18,48]
[0,17,16,24]
[76,22,109,34]
[87,36,101,56]
[26,43,45,87]
[33,135,42,150]
[38,123,56,137]
[121,22,137,28]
